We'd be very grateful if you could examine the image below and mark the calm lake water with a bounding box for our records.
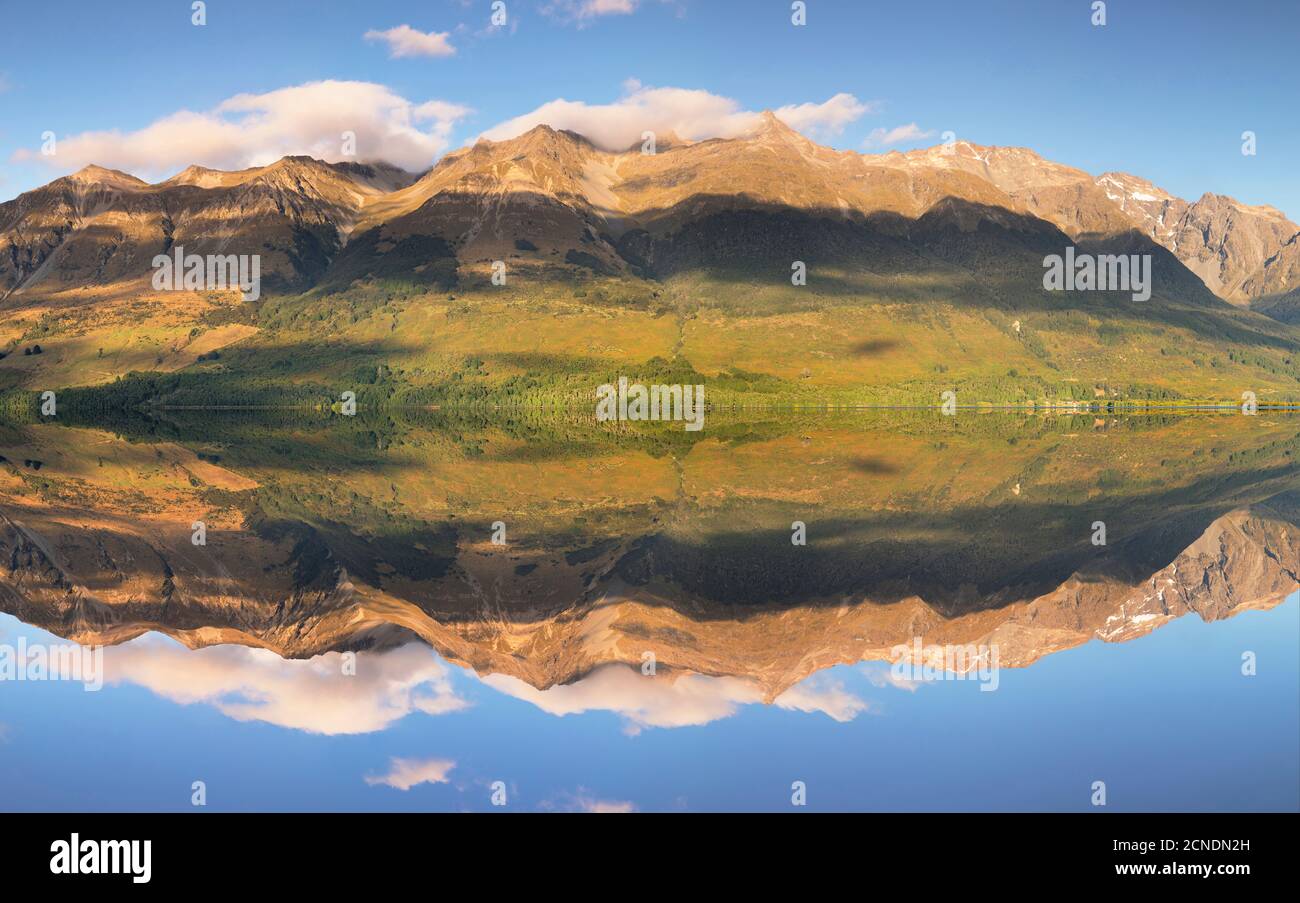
[2,410,1297,811]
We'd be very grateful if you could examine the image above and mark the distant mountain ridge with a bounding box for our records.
[2,114,1296,312]
[882,141,1300,312]
[0,156,423,302]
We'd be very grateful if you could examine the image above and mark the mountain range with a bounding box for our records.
[2,113,1299,404]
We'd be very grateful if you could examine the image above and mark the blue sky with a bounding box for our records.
[1,0,1297,215]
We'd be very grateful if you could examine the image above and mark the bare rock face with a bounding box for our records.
[1161,194,1300,304]
[857,146,1300,313]
[0,157,421,303]
[1240,227,1300,304]
[0,167,165,298]
[899,152,1300,312]
[1086,173,1300,310]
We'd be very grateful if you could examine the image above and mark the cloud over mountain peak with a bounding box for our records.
[11,80,472,177]
[480,84,876,151]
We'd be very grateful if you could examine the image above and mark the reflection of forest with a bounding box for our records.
[0,412,1296,695]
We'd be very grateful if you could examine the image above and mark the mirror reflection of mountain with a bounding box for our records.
[0,410,1296,700]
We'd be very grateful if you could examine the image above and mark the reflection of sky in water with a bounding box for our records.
[2,593,1297,813]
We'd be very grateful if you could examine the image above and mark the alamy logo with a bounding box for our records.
[596,377,705,432]
[890,637,1001,691]
[1042,246,1151,302]
[0,638,103,691]
[151,245,261,301]
[50,834,151,884]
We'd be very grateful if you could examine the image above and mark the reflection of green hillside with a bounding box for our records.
[257,412,1298,606]
[14,409,1292,613]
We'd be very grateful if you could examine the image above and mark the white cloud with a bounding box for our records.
[772,93,876,138]
[583,0,638,14]
[481,663,867,732]
[364,25,456,58]
[11,81,472,177]
[102,639,470,735]
[365,757,456,790]
[543,0,640,23]
[480,84,876,151]
[863,122,936,148]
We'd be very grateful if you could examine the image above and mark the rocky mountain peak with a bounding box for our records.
[748,109,808,144]
[65,164,148,190]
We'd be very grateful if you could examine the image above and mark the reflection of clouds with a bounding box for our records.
[773,679,870,720]
[104,639,469,735]
[578,797,636,813]
[541,787,637,813]
[862,662,922,692]
[482,664,867,732]
[365,757,456,791]
[92,629,867,735]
